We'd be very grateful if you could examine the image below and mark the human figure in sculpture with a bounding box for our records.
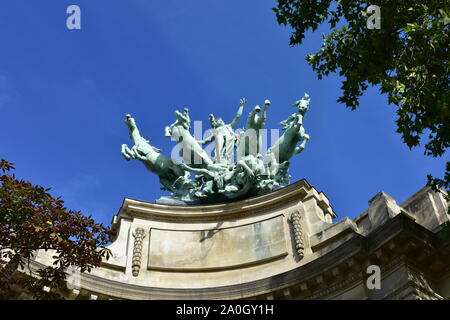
[121,94,311,203]
[180,154,265,197]
[199,98,246,165]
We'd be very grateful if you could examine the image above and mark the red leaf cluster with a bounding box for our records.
[0,159,114,299]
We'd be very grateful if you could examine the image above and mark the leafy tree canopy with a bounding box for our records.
[273,0,449,202]
[0,159,113,299]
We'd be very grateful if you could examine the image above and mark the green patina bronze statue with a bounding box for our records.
[121,93,311,204]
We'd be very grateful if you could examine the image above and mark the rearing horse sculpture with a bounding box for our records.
[166,108,214,168]
[265,98,310,176]
[121,94,312,203]
[121,114,185,191]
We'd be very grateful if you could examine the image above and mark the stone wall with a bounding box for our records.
[31,180,450,300]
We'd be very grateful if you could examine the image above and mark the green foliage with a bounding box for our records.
[273,0,449,205]
[0,159,114,299]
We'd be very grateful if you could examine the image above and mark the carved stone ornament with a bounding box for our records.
[291,211,304,259]
[132,228,146,277]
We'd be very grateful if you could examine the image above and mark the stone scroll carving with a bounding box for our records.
[290,211,304,259]
[131,228,146,277]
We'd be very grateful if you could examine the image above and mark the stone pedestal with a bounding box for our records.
[32,180,450,300]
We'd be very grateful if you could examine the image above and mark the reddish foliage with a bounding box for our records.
[0,159,114,299]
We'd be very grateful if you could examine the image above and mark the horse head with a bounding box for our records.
[125,114,136,131]
[293,93,310,116]
[124,114,151,149]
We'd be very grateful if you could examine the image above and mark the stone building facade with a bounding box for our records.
[29,180,450,300]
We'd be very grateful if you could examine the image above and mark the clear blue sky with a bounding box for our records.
[0,1,446,226]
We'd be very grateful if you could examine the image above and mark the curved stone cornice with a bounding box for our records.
[113,179,318,225]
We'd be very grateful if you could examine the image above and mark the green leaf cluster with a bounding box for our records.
[274,0,449,207]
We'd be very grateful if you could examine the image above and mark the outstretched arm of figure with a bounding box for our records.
[230,98,246,129]
[179,163,215,179]
[258,100,270,127]
[165,120,178,137]
[198,134,215,145]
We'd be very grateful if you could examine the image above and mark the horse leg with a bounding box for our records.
[131,145,151,161]
[121,144,134,161]
[133,150,147,161]
[295,134,309,154]
[266,151,279,176]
